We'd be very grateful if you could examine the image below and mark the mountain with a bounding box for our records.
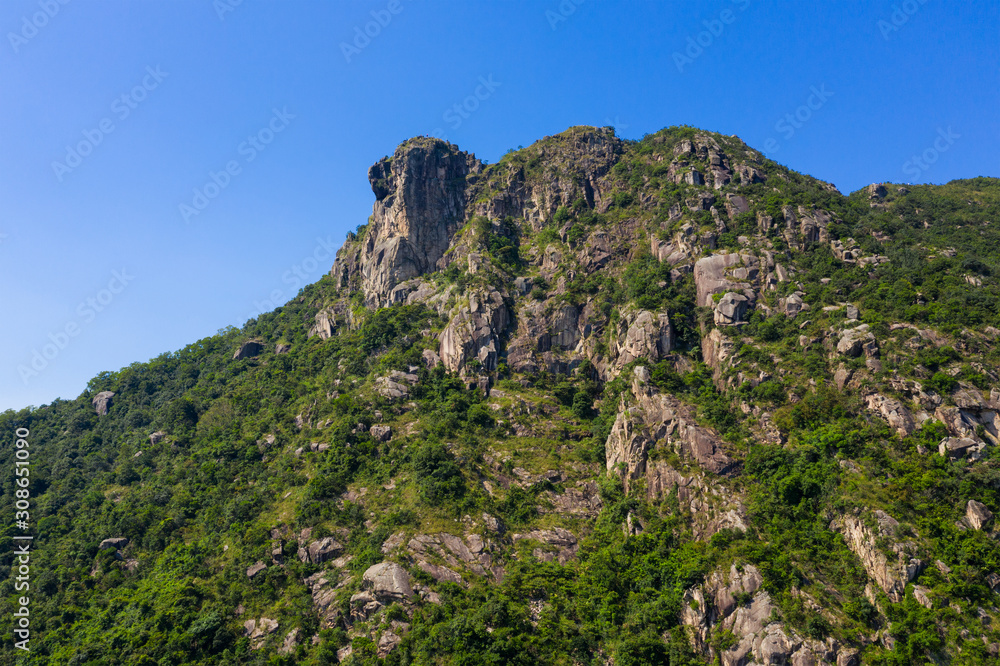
[2,125,1000,665]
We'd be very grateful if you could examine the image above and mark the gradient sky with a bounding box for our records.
[1,0,997,412]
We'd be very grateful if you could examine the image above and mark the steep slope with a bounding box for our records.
[2,126,1000,665]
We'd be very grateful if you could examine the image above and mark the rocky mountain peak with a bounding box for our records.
[12,121,1000,665]
[333,137,482,307]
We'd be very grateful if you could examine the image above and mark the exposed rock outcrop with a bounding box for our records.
[246,561,267,579]
[92,391,115,416]
[405,532,501,580]
[831,510,924,603]
[439,289,509,373]
[864,393,916,437]
[99,537,128,550]
[682,564,844,665]
[244,617,279,649]
[332,138,481,307]
[472,126,623,226]
[605,368,739,487]
[363,562,414,601]
[298,537,343,565]
[611,309,673,370]
[837,324,877,358]
[967,500,993,531]
[233,340,263,360]
[714,292,749,326]
[308,308,336,339]
[304,564,352,628]
[375,370,418,399]
[939,436,983,460]
[695,253,748,307]
[511,528,579,564]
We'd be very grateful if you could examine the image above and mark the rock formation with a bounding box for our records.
[92,391,115,415]
[333,138,481,307]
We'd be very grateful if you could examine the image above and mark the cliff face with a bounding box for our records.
[8,125,1000,665]
[333,137,482,307]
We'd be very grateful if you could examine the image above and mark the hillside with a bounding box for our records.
[2,125,1000,665]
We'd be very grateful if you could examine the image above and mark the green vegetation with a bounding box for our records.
[2,126,1000,665]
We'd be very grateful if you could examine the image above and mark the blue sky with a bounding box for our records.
[1,0,997,411]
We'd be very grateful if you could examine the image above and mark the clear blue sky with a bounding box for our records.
[1,0,997,412]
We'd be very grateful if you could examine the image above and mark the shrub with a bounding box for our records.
[413,442,466,503]
[925,371,957,395]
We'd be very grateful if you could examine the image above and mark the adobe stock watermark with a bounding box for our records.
[214,0,244,21]
[18,269,135,385]
[673,0,751,73]
[546,0,586,30]
[8,0,71,54]
[878,0,930,40]
[179,107,295,223]
[341,0,404,63]
[760,85,834,155]
[247,236,339,321]
[603,116,629,132]
[51,66,169,182]
[902,127,959,180]
[430,75,502,141]
[11,427,33,652]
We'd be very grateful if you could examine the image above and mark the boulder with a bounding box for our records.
[275,343,291,354]
[865,393,916,436]
[714,292,749,326]
[244,617,279,649]
[370,425,392,442]
[694,253,743,307]
[302,537,343,564]
[92,391,115,416]
[363,562,414,600]
[781,292,807,317]
[939,437,981,460]
[967,500,993,531]
[613,309,673,369]
[867,183,888,199]
[99,537,128,550]
[422,348,441,369]
[376,378,410,399]
[375,370,418,399]
[278,628,300,656]
[308,308,336,340]
[378,630,403,657]
[233,341,263,360]
[512,528,579,564]
[438,289,509,373]
[148,431,166,445]
[247,561,267,579]
[837,325,876,357]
